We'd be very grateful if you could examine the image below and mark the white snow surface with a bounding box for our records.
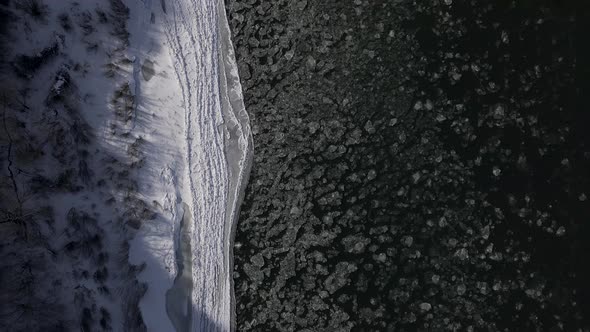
[126,0,252,331]
[1,0,249,329]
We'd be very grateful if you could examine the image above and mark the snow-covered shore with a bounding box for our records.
[127,0,252,330]
[0,0,249,329]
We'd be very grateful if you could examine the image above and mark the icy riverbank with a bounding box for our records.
[127,0,252,331]
[0,0,249,329]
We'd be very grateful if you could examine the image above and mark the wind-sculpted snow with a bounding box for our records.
[125,0,251,330]
[157,0,253,330]
[0,0,249,330]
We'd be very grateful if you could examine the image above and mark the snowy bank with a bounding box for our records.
[127,0,252,331]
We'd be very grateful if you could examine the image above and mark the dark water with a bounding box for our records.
[229,0,590,330]
[404,1,590,329]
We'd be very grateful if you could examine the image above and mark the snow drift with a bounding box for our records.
[0,0,249,330]
[127,0,252,331]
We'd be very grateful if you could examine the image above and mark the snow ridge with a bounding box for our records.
[216,1,255,330]
[159,0,252,330]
